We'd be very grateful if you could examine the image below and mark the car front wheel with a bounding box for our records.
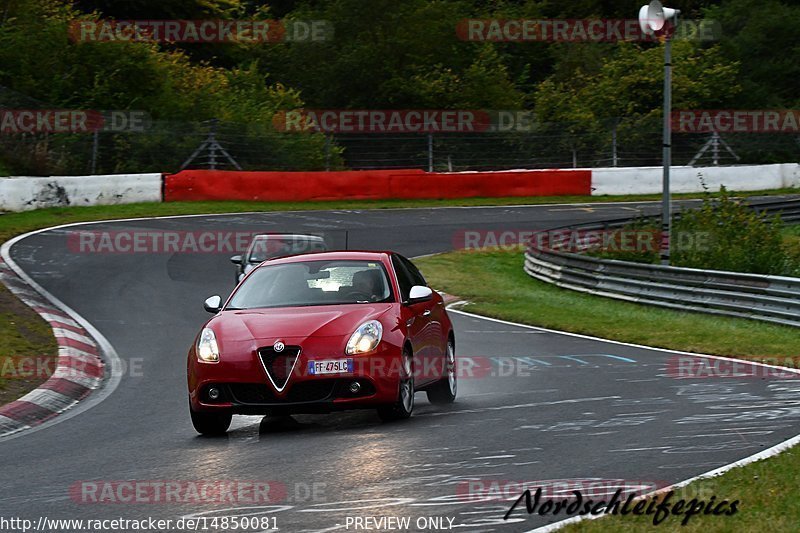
[377,348,414,421]
[190,404,232,435]
[426,340,457,404]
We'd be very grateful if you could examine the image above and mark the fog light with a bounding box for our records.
[207,387,221,400]
[349,381,361,394]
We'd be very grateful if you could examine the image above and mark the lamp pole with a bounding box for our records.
[660,27,673,265]
[639,1,679,265]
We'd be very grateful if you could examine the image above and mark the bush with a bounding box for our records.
[672,186,789,275]
[589,186,799,277]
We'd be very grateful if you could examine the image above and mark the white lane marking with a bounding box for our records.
[558,355,589,365]
[662,431,774,439]
[463,330,545,334]
[609,446,672,452]
[418,396,620,417]
[298,498,416,512]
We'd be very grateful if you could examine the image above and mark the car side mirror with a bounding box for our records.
[406,285,433,305]
[203,295,222,313]
[230,255,242,265]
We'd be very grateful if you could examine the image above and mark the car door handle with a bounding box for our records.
[422,309,431,316]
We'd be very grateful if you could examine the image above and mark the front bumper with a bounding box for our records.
[188,338,403,414]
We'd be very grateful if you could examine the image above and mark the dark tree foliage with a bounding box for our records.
[0,0,797,173]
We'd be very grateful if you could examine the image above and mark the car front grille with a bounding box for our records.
[258,345,301,390]
[228,380,338,405]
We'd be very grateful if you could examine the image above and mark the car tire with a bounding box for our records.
[377,348,414,421]
[426,340,457,404]
[190,404,232,435]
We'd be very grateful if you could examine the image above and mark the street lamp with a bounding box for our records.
[639,0,679,265]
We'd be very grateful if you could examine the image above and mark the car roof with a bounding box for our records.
[260,250,393,265]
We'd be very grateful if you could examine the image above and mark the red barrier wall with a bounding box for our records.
[164,169,591,202]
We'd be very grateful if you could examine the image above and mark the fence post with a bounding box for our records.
[427,133,433,172]
[325,133,331,171]
[90,129,99,174]
[611,121,618,167]
[208,118,218,170]
[712,131,719,166]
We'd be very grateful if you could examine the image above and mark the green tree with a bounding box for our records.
[704,0,800,107]
[252,0,526,109]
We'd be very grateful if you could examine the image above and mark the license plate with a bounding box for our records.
[308,359,354,375]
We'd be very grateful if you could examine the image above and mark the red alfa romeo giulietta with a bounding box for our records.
[187,251,456,435]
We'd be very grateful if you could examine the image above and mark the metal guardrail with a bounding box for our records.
[750,198,800,223]
[524,197,800,328]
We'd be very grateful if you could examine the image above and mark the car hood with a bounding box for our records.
[210,304,394,343]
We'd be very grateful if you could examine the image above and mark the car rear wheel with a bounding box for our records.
[377,348,414,421]
[426,340,457,404]
[190,404,232,435]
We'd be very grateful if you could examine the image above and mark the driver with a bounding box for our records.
[351,269,383,302]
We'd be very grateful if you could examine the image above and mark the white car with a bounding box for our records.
[231,234,327,282]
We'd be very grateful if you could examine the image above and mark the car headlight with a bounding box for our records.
[346,320,383,355]
[197,327,220,363]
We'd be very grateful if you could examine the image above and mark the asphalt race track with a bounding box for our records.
[3,200,800,532]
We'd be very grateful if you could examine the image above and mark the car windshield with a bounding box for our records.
[228,260,393,309]
[249,236,326,263]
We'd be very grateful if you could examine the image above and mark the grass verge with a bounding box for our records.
[415,247,800,532]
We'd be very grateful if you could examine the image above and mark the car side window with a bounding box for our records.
[246,238,263,263]
[399,255,427,287]
[391,255,414,301]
